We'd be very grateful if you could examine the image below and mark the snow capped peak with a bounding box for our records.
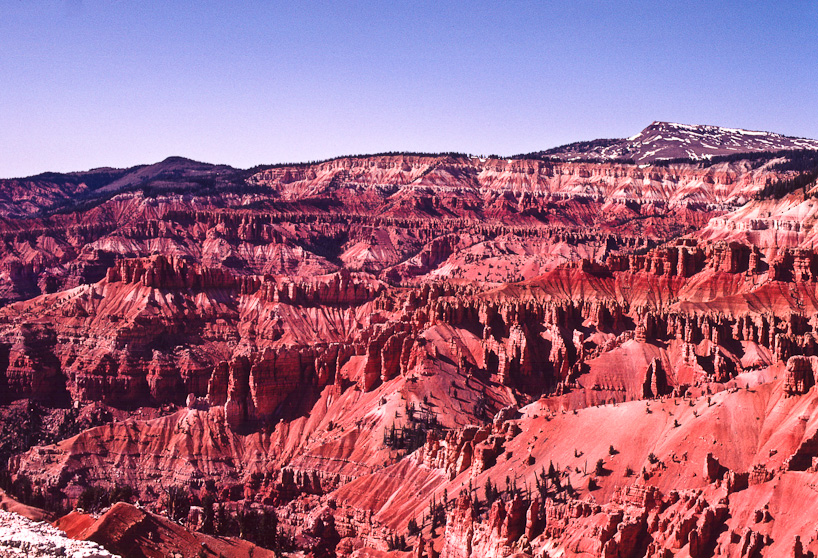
[536,121,818,163]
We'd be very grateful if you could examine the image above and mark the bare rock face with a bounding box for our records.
[643,358,669,399]
[704,452,724,483]
[784,355,817,395]
[3,323,64,404]
[55,502,274,558]
[441,494,475,558]
[106,254,236,291]
[524,496,543,541]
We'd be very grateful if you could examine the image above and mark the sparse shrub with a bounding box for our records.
[383,408,443,453]
[484,479,498,504]
[76,483,132,513]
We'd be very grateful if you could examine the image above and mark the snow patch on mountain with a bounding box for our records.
[0,510,118,558]
[534,121,818,163]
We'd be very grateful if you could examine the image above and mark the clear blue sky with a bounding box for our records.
[1,1,816,177]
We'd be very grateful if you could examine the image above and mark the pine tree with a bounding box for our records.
[485,478,496,503]
[201,494,215,534]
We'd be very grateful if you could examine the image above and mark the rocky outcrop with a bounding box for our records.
[3,325,68,408]
[56,502,275,558]
[441,494,476,558]
[784,355,817,395]
[447,496,531,558]
[704,452,725,483]
[643,358,670,399]
[105,254,236,291]
[600,510,648,558]
[210,344,358,428]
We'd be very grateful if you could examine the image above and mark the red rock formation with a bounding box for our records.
[56,502,274,558]
[3,142,818,557]
[784,355,817,395]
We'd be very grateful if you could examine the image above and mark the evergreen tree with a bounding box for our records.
[201,494,215,534]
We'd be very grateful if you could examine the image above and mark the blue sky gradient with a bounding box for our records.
[1,1,816,177]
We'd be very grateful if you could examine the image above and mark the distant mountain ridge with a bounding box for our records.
[3,122,818,219]
[6,122,818,185]
[526,121,818,163]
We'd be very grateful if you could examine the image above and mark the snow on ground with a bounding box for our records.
[0,510,118,558]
